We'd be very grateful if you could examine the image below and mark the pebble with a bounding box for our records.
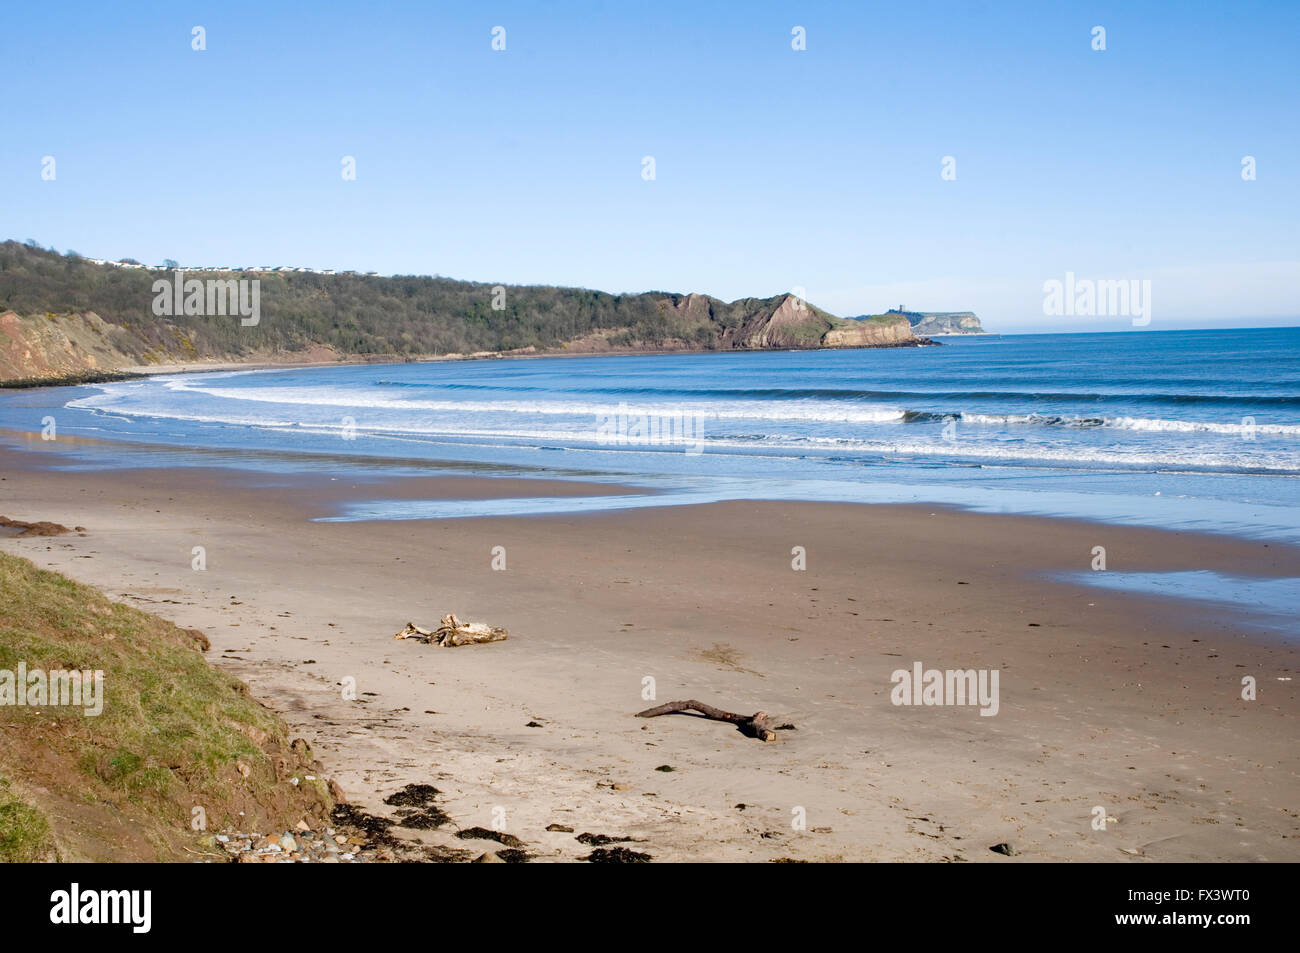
[206,827,376,864]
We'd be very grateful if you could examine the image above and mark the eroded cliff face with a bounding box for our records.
[728,295,833,349]
[908,312,984,335]
[694,295,926,350]
[822,314,917,347]
[843,310,986,336]
[0,311,142,380]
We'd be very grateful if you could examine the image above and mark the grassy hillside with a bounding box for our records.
[0,241,919,376]
[0,551,332,861]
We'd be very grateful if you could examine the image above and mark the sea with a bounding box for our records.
[2,328,1297,542]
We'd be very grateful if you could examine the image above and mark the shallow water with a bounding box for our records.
[1054,570,1299,634]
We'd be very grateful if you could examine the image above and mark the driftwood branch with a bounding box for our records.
[636,699,779,742]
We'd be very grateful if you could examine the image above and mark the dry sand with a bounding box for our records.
[2,443,1297,862]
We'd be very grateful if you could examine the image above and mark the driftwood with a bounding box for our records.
[635,699,779,742]
[394,614,508,647]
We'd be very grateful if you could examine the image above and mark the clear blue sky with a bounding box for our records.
[3,0,1296,331]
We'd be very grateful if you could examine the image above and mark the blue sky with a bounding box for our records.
[2,0,1296,331]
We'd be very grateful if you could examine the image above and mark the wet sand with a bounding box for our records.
[2,445,1297,861]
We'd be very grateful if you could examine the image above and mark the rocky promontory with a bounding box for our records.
[846,307,987,335]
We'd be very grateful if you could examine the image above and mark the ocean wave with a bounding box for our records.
[950,412,1300,436]
[60,403,1300,476]
[70,381,1300,439]
[86,382,910,425]
[363,378,1300,406]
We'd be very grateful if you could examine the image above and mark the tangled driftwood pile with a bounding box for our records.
[394,614,508,647]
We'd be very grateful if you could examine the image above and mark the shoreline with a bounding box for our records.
[3,446,1297,861]
[0,335,949,390]
[4,424,1298,547]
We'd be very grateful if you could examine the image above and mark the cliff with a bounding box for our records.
[660,293,924,351]
[0,242,931,382]
[847,308,986,335]
[0,310,146,382]
[823,313,919,347]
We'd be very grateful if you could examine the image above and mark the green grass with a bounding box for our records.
[853,313,909,325]
[0,551,330,860]
[0,778,54,862]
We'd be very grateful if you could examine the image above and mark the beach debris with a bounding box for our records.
[455,827,525,848]
[989,842,1017,857]
[398,809,451,830]
[331,803,397,843]
[379,783,451,829]
[383,783,441,807]
[209,819,469,864]
[635,699,784,742]
[584,847,652,863]
[576,832,639,846]
[212,826,363,863]
[0,515,71,537]
[393,614,508,647]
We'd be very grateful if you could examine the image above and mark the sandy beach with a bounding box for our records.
[2,439,1296,862]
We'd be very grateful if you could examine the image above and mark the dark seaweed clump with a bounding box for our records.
[576,832,636,846]
[456,827,525,848]
[584,847,651,863]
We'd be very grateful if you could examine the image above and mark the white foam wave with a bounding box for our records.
[959,412,1300,436]
[82,381,909,425]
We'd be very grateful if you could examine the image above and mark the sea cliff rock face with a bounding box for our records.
[907,311,984,335]
[822,314,916,347]
[699,295,924,350]
[843,309,985,335]
[0,310,141,380]
[724,295,836,349]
